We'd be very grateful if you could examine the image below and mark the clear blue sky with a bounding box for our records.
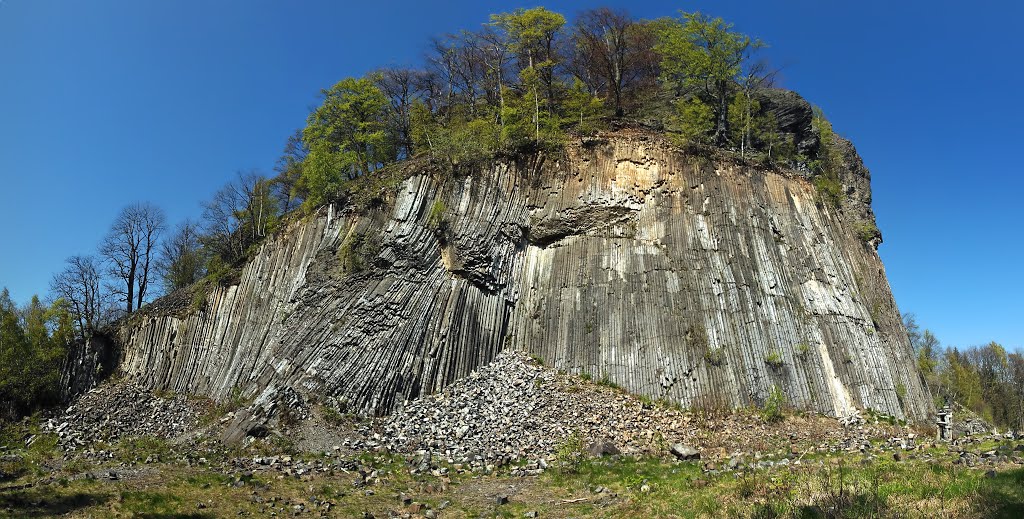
[1,1,1021,350]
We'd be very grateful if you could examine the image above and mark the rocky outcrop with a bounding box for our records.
[59,333,118,403]
[756,88,818,156]
[107,129,932,428]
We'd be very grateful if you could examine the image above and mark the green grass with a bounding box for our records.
[426,199,447,230]
[4,414,1024,518]
[0,447,1021,518]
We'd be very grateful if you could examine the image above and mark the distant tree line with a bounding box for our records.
[904,314,1024,431]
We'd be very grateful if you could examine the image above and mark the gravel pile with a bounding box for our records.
[346,351,927,474]
[44,382,201,451]
[356,351,696,469]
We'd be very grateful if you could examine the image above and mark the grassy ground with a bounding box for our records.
[1,425,1022,518]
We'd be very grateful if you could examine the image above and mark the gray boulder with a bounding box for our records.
[670,443,700,460]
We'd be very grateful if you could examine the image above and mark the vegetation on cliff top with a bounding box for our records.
[291,6,837,212]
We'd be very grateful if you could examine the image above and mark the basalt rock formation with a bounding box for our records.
[94,118,931,430]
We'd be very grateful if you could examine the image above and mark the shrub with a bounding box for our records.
[895,382,908,405]
[337,228,379,274]
[795,342,811,360]
[813,173,843,209]
[426,199,447,230]
[810,107,846,209]
[855,221,880,243]
[704,347,726,367]
[762,385,786,423]
[673,97,715,146]
[189,280,210,312]
[321,405,348,428]
[765,351,784,368]
[556,431,585,473]
[598,373,622,390]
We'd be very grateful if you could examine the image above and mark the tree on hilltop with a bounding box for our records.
[99,203,165,313]
[655,11,765,145]
[301,76,390,208]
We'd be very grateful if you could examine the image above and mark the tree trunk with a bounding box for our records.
[126,264,136,314]
[714,80,729,146]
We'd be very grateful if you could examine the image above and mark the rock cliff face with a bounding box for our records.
[111,128,932,425]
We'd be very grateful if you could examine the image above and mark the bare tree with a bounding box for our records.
[374,67,426,159]
[155,219,205,293]
[272,130,308,214]
[50,255,111,338]
[201,179,247,264]
[237,171,274,241]
[478,26,514,132]
[99,203,166,313]
[571,8,659,117]
[201,172,277,265]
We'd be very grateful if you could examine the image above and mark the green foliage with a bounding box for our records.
[907,315,1024,430]
[207,385,250,422]
[855,220,880,243]
[704,347,726,367]
[813,173,844,209]
[556,431,585,474]
[765,351,784,368]
[561,78,605,134]
[758,113,798,165]
[490,7,567,148]
[654,11,763,144]
[810,107,846,208]
[895,382,908,405]
[411,101,500,169]
[320,405,349,428]
[673,97,715,145]
[490,8,566,59]
[502,68,564,149]
[186,253,241,314]
[189,281,209,312]
[115,435,172,463]
[597,372,622,390]
[426,200,447,230]
[762,385,786,423]
[795,342,811,360]
[301,76,391,208]
[727,92,773,155]
[336,227,380,275]
[158,220,206,293]
[0,289,73,420]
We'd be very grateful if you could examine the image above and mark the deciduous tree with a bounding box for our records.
[655,11,764,145]
[301,77,390,207]
[50,255,110,338]
[273,130,308,214]
[491,7,566,140]
[571,8,658,117]
[156,219,205,292]
[99,203,166,313]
